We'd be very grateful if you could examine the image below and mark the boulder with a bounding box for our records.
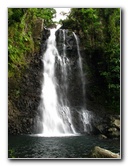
[107,127,120,138]
[113,119,120,129]
[98,134,107,139]
[91,114,120,138]
[88,146,120,158]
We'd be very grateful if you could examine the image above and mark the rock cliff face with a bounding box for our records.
[8,19,45,134]
[8,53,43,134]
[56,29,85,107]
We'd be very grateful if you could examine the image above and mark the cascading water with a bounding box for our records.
[73,32,86,104]
[39,28,76,136]
[37,28,92,136]
[73,32,92,133]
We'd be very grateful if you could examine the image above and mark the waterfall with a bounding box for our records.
[73,32,93,132]
[73,32,86,104]
[37,28,92,136]
[39,29,76,136]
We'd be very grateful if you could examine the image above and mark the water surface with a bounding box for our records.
[8,134,120,158]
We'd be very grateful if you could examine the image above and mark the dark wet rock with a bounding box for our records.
[55,29,85,108]
[8,19,45,135]
[107,127,120,138]
[91,114,120,139]
[40,28,50,59]
[56,29,78,58]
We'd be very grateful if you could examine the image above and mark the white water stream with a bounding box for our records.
[38,28,92,136]
[39,29,76,136]
[73,32,86,103]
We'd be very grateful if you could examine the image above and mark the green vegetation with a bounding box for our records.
[8,149,15,158]
[8,8,56,78]
[62,8,120,112]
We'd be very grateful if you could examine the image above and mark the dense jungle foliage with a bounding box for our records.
[8,8,56,78]
[61,8,120,113]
